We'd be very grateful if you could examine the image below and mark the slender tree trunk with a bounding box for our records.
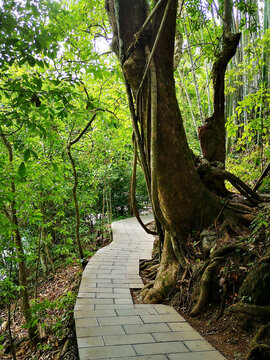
[35,227,42,299]
[67,112,96,266]
[0,131,38,347]
[205,60,212,117]
[198,0,240,165]
[7,302,17,360]
[67,146,84,262]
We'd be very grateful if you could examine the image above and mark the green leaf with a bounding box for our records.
[31,150,38,160]
[24,149,31,162]
[37,78,42,91]
[27,55,36,67]
[18,162,26,177]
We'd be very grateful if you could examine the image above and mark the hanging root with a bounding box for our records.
[245,323,270,360]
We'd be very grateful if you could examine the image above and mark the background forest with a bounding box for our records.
[0,0,269,359]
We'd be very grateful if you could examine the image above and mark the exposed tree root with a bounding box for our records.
[259,255,270,264]
[140,256,159,271]
[191,245,256,316]
[215,259,230,321]
[226,303,270,317]
[245,323,270,360]
[196,158,267,205]
[253,161,270,192]
[141,231,179,304]
[226,201,257,214]
[190,257,222,316]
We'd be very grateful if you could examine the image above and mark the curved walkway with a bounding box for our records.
[74,215,226,360]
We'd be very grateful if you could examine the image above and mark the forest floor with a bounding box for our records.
[0,227,113,359]
[0,264,82,360]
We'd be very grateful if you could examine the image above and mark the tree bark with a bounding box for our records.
[198,31,240,163]
[67,112,97,266]
[199,0,240,164]
[106,0,222,302]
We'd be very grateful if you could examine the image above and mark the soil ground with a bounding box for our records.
[0,264,82,360]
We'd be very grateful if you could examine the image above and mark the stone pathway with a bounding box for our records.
[74,215,226,360]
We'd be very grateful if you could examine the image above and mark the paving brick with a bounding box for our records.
[80,282,97,288]
[113,288,130,293]
[76,325,125,337]
[115,307,158,316]
[152,331,203,342]
[97,274,127,279]
[94,304,135,310]
[103,333,155,346]
[75,318,98,327]
[85,278,112,284]
[168,322,196,332]
[114,298,134,305]
[133,341,189,355]
[77,298,114,305]
[98,283,129,288]
[79,287,113,293]
[123,323,171,334]
[141,314,186,323]
[184,340,216,352]
[77,336,104,348]
[154,305,179,314]
[77,293,96,298]
[74,304,95,311]
[74,309,116,318]
[96,292,131,299]
[98,315,143,326]
[168,351,226,360]
[79,345,136,359]
[129,283,144,288]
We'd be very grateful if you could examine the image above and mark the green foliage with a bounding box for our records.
[225,28,270,153]
[249,203,270,244]
[0,1,149,323]
[26,291,77,339]
[226,147,270,192]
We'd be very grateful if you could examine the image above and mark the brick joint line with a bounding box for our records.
[74,214,227,360]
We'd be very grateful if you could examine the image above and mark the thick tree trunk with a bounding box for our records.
[106,0,221,302]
